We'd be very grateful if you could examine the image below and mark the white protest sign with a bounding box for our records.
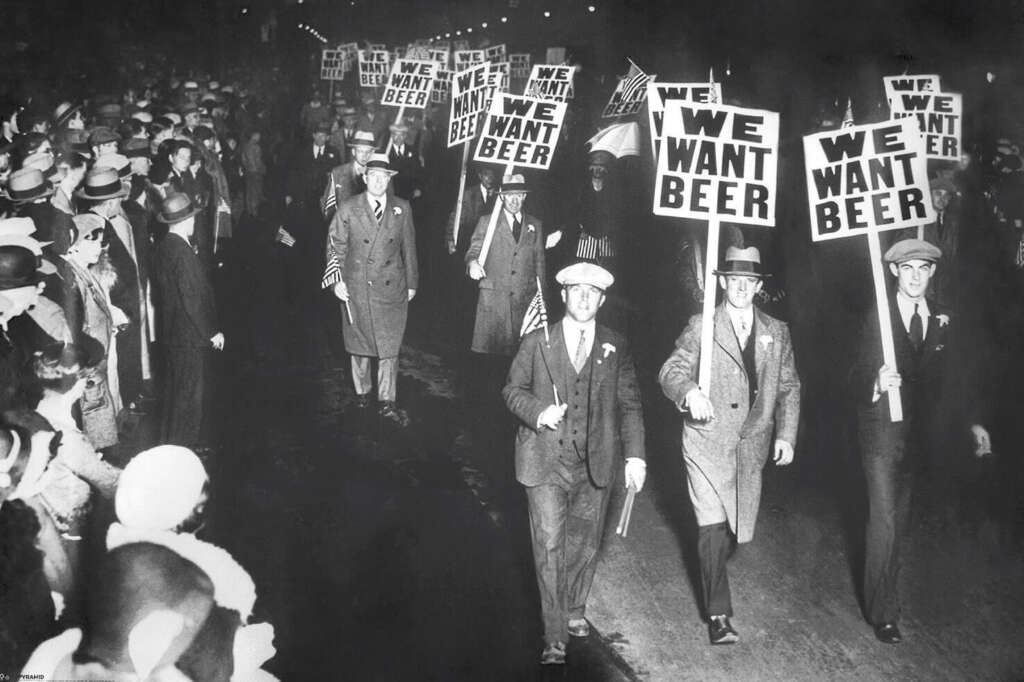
[405,45,431,60]
[804,118,936,241]
[646,81,723,158]
[321,50,344,80]
[882,74,941,105]
[889,91,962,161]
[391,46,405,62]
[358,50,391,87]
[429,48,450,68]
[602,70,652,118]
[485,44,507,62]
[525,64,575,102]
[474,93,568,169]
[654,101,779,227]
[368,43,386,51]
[339,43,359,75]
[510,53,532,79]
[455,49,486,71]
[489,62,510,93]
[432,68,453,104]
[448,62,493,147]
[382,58,437,109]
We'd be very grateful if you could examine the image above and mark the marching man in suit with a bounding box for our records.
[851,238,991,644]
[320,129,376,221]
[328,154,418,427]
[503,262,646,666]
[658,246,801,645]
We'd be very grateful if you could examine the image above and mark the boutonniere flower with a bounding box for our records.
[936,314,950,327]
[759,334,773,350]
[601,342,616,359]
[528,224,536,233]
[392,206,402,216]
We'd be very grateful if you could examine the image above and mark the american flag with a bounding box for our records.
[322,243,342,288]
[321,186,336,214]
[520,279,548,338]
[618,61,650,103]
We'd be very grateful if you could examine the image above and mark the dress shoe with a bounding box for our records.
[708,615,738,645]
[540,641,566,665]
[379,401,409,427]
[354,393,371,409]
[568,618,590,638]
[873,622,902,644]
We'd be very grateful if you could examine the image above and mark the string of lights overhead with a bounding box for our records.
[429,3,598,43]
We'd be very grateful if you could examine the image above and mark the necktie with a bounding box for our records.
[737,316,750,349]
[374,199,384,224]
[909,304,923,349]
[512,215,522,241]
[573,329,587,373]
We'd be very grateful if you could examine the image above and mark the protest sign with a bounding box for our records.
[485,43,507,62]
[390,46,405,62]
[510,53,532,79]
[525,64,575,101]
[474,93,567,169]
[889,91,962,161]
[654,101,779,227]
[382,58,437,108]
[448,61,492,147]
[489,62,510,93]
[432,68,453,104]
[321,50,344,80]
[804,118,935,241]
[454,49,486,71]
[368,43,386,51]
[646,81,723,158]
[882,74,941,105]
[602,65,651,118]
[339,43,359,75]
[406,45,431,60]
[358,49,390,87]
[429,48,450,68]
[803,117,935,421]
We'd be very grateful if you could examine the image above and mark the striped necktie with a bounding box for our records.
[374,198,383,223]
[572,329,587,373]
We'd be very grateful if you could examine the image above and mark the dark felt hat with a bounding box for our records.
[156,192,202,224]
[714,246,770,278]
[75,167,129,200]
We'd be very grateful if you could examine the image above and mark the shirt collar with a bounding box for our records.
[561,317,596,345]
[724,302,754,329]
[504,209,522,225]
[895,291,929,325]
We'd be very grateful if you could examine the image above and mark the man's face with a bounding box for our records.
[561,284,605,324]
[501,191,526,215]
[589,163,608,180]
[353,145,374,166]
[185,112,200,128]
[97,141,118,157]
[889,259,934,299]
[366,169,390,196]
[171,147,192,172]
[719,274,763,310]
[391,130,407,147]
[343,114,358,128]
[931,188,951,212]
[478,169,497,189]
[313,131,328,147]
[67,111,85,131]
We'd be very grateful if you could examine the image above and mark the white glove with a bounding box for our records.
[624,458,646,492]
[772,439,794,466]
[545,230,563,250]
[333,281,349,301]
[537,403,568,430]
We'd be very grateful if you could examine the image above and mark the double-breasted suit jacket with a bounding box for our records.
[464,211,545,356]
[328,192,418,358]
[504,323,645,488]
[659,305,801,543]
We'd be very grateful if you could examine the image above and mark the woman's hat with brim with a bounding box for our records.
[75,167,129,201]
[156,193,202,224]
[3,168,55,204]
[364,153,398,176]
[713,246,770,278]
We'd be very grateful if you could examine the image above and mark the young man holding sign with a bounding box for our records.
[851,238,991,644]
[658,246,801,645]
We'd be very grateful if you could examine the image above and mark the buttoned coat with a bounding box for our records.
[504,322,644,488]
[151,234,218,348]
[659,305,801,543]
[328,192,418,358]
[464,210,545,356]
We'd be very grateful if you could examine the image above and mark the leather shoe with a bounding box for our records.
[379,401,409,427]
[354,393,371,409]
[568,618,590,638]
[873,622,902,644]
[540,641,566,665]
[708,615,738,645]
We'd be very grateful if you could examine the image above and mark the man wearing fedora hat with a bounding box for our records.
[151,193,223,448]
[7,168,74,258]
[320,129,376,220]
[851,238,990,644]
[659,245,801,645]
[504,261,646,665]
[357,91,390,151]
[387,122,422,202]
[328,153,418,426]
[329,104,360,161]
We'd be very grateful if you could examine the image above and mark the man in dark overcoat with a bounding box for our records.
[503,262,646,666]
[851,238,991,645]
[151,194,223,448]
[658,246,801,645]
[319,129,375,222]
[328,154,418,426]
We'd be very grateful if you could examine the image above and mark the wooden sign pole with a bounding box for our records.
[384,105,406,155]
[476,161,515,266]
[450,143,471,248]
[866,229,904,422]
[697,215,721,396]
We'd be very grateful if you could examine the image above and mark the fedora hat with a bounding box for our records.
[52,101,82,128]
[75,167,129,201]
[21,152,60,181]
[364,153,398,176]
[3,168,54,203]
[88,126,121,147]
[0,245,45,290]
[96,152,131,178]
[389,121,409,134]
[714,246,769,278]
[500,173,529,193]
[348,129,376,148]
[156,193,202,224]
[0,217,53,257]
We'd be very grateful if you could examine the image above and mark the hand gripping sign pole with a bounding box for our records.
[866,229,902,421]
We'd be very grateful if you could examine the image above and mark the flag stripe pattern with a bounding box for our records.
[520,285,548,337]
[619,63,650,103]
[322,244,342,288]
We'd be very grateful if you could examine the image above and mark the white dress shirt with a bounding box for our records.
[895,291,929,338]
[562,317,596,368]
[725,302,754,348]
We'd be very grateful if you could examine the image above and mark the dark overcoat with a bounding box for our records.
[327,192,418,358]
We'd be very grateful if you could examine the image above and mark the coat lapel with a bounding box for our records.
[713,305,743,369]
[539,322,570,405]
[753,308,771,382]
